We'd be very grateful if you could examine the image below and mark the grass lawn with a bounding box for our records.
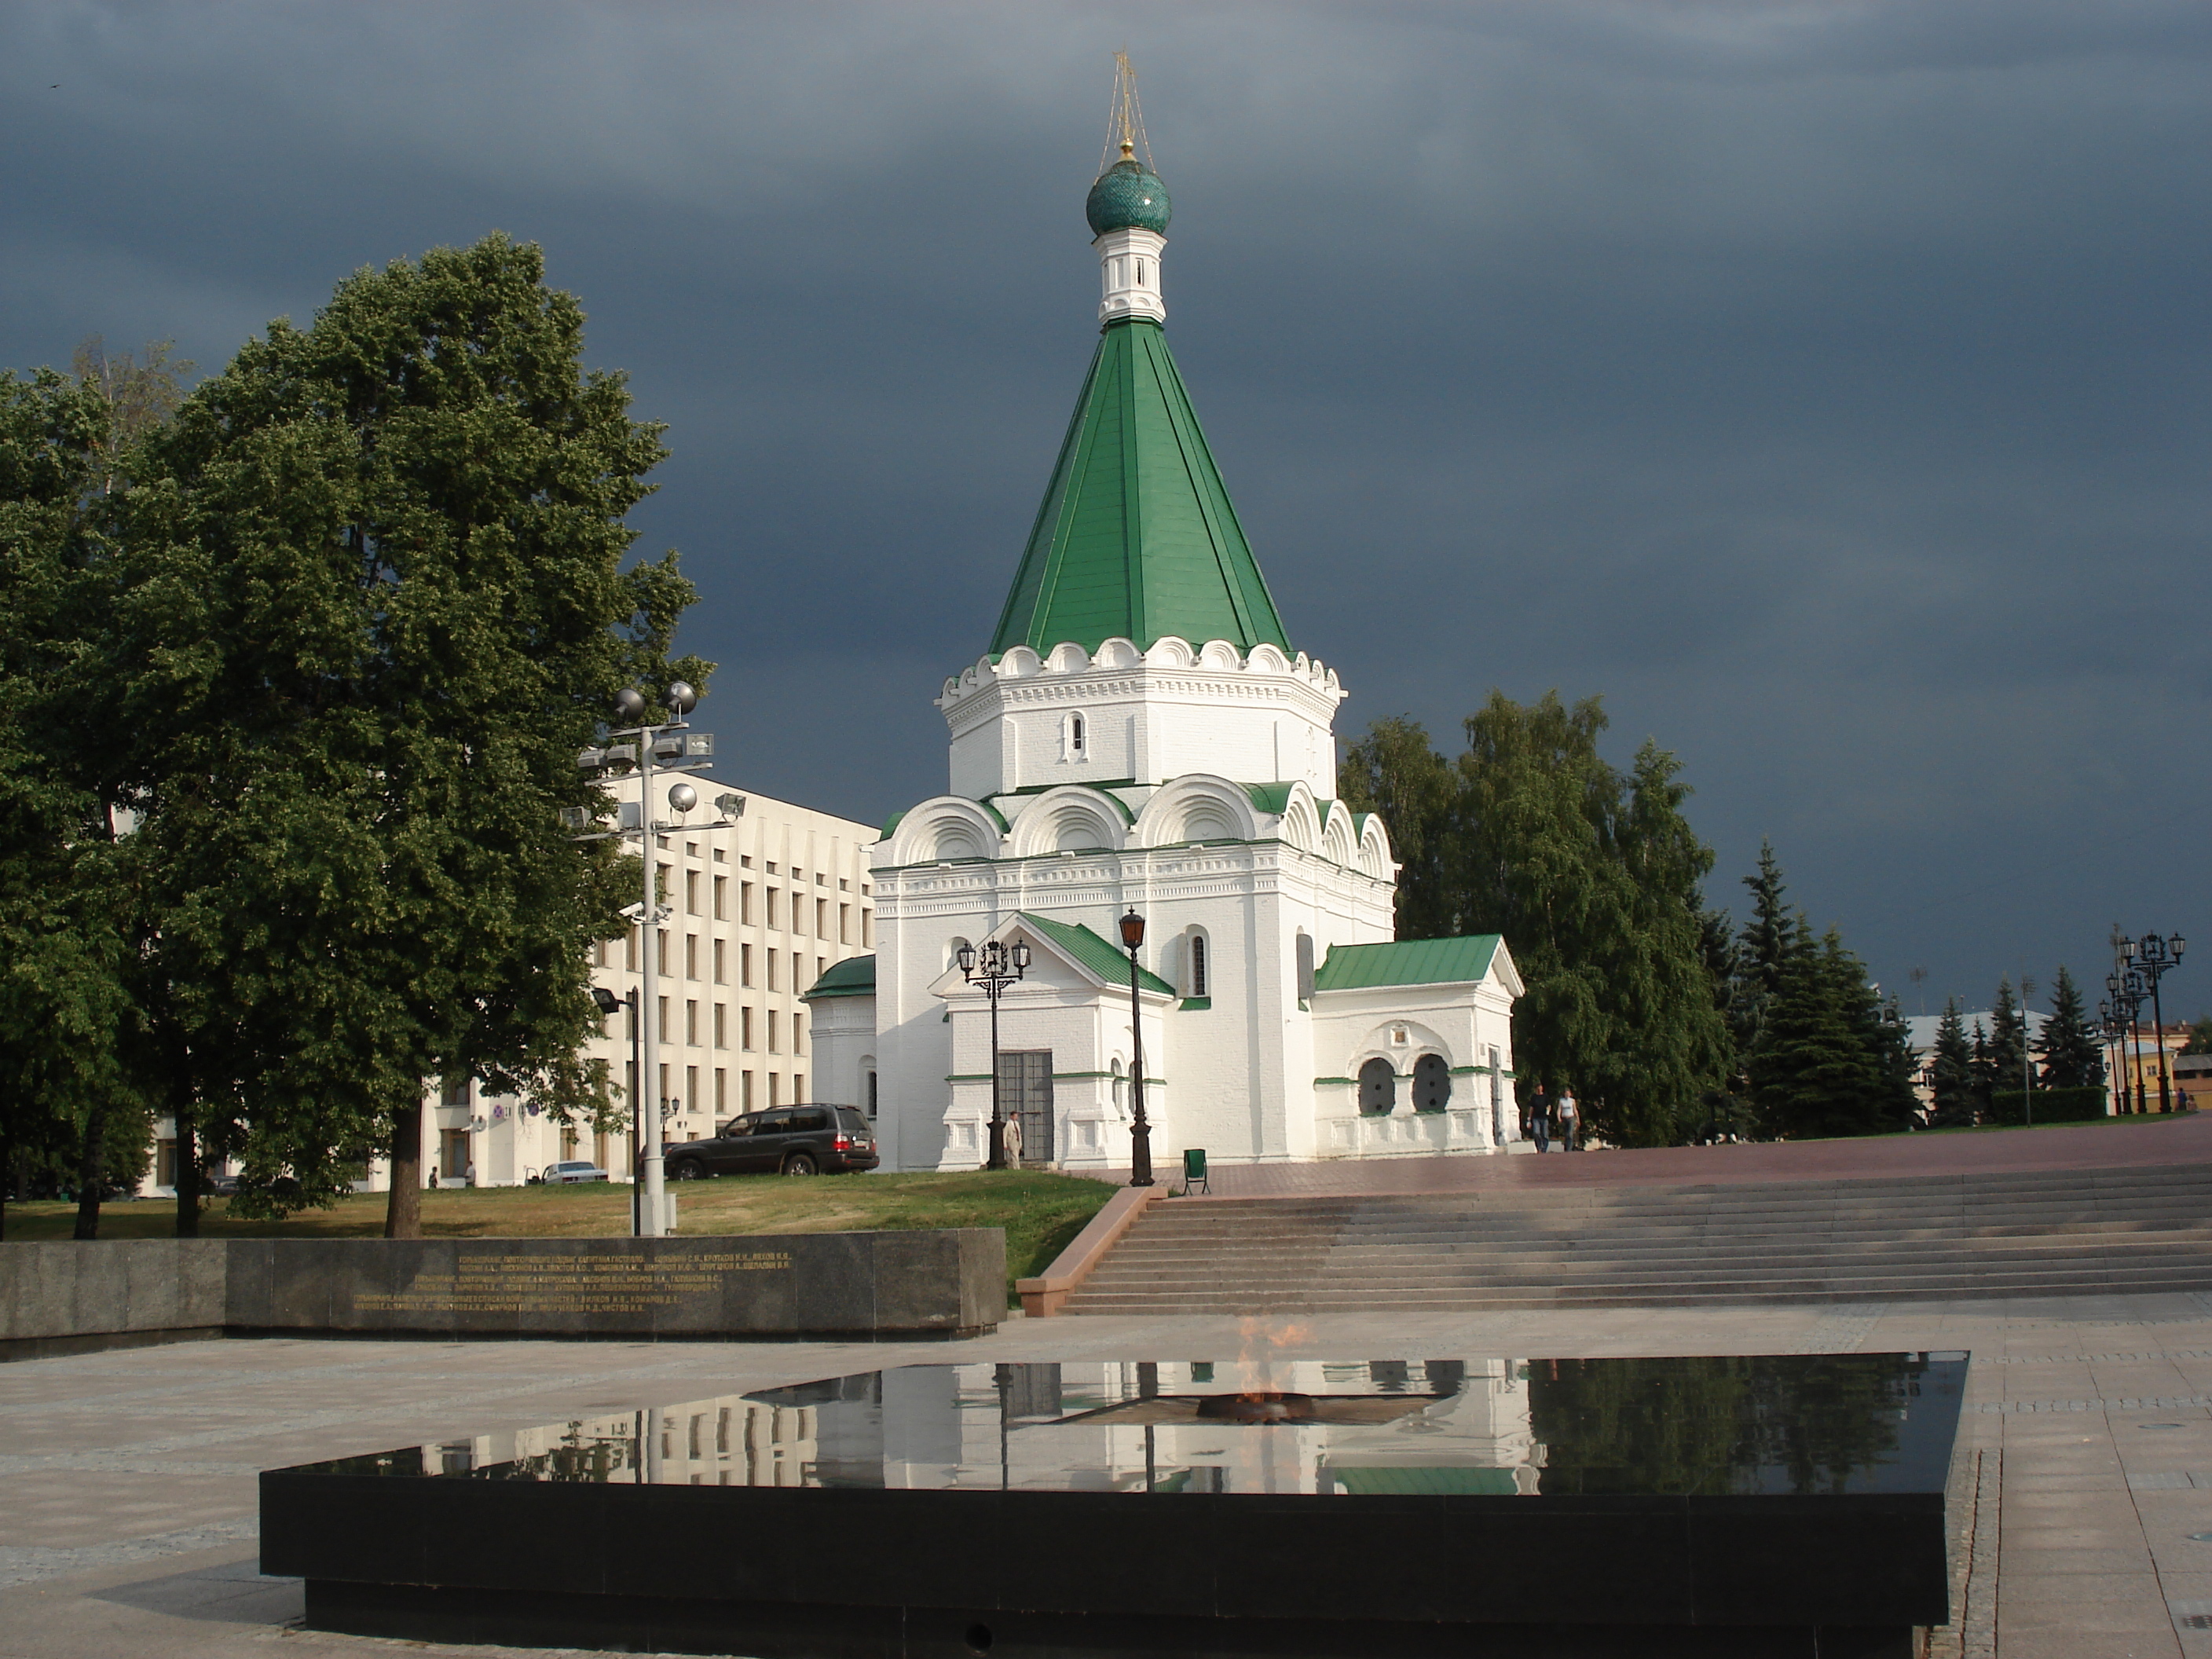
[2,1170,1117,1304]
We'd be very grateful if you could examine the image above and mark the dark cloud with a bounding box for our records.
[4,1,2206,1013]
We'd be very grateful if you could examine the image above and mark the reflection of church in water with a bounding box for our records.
[808,112,1521,1172]
[464,1360,1543,1500]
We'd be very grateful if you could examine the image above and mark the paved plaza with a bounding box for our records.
[0,1291,2207,1658]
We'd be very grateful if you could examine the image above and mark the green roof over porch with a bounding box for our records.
[1017,912,1176,997]
[990,318,1291,658]
[1312,936,1503,993]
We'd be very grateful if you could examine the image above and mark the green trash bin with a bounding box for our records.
[1181,1147,1210,1193]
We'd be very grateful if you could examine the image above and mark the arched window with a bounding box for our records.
[1358,1057,1397,1116]
[1188,932,1208,998]
[947,937,971,972]
[1111,1058,1125,1116]
[1296,932,1315,1003]
[1412,1053,1452,1113]
[1070,713,1086,755]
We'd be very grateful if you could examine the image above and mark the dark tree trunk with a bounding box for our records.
[384,1104,423,1239]
[72,1100,108,1240]
[174,1090,200,1238]
[0,1133,9,1241]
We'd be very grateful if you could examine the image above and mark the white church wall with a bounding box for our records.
[1308,978,1519,1160]
[941,640,1343,801]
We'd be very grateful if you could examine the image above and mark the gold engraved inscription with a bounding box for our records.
[353,1251,793,1316]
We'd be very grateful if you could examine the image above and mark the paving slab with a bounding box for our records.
[0,1291,2207,1654]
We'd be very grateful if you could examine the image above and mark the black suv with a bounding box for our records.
[662,1105,879,1178]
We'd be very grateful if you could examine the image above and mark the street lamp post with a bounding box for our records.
[570,682,742,1236]
[1119,908,1153,1188]
[2126,933,2187,1113]
[593,985,642,1232]
[2108,964,2150,1115]
[958,937,1031,1170]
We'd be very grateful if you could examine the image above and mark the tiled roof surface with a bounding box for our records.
[1312,936,1503,993]
[801,955,877,999]
[1018,911,1176,996]
[990,318,1291,658]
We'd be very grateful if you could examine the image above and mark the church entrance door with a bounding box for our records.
[998,1050,1054,1164]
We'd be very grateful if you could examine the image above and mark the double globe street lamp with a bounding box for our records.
[571,681,744,1236]
[958,936,1031,1171]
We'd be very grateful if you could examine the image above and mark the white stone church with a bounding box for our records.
[808,141,1522,1174]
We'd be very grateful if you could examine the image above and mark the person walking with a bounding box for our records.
[1556,1089,1580,1153]
[1530,1091,1551,1153]
[1002,1111,1024,1166]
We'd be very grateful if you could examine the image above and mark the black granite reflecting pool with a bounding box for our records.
[264,1353,1967,1659]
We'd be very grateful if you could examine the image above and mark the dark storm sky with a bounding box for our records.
[5,2,2206,1018]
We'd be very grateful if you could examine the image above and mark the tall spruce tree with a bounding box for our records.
[1986,977,2029,1105]
[1749,928,1892,1139]
[2035,966,2104,1092]
[111,234,707,1237]
[1929,999,1975,1126]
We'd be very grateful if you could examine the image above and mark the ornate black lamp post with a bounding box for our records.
[958,936,1031,1170]
[2123,933,2187,1113]
[2107,967,2150,1113]
[1119,908,1153,1187]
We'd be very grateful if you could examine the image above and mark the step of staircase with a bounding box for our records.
[1056,1159,2212,1313]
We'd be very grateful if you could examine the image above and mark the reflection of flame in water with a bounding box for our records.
[1196,1391,1315,1425]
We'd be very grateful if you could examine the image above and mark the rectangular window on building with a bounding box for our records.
[685,935,698,980]
[742,1006,754,1049]
[768,1073,781,1107]
[686,870,700,914]
[658,1061,670,1107]
[713,1003,726,1047]
[625,1060,637,1111]
[767,949,778,991]
[767,888,781,928]
[715,1068,726,1112]
[793,1013,804,1054]
[816,898,829,938]
[816,956,826,983]
[793,1072,804,1101]
[657,930,670,975]
[840,903,851,944]
[713,938,726,983]
[866,1071,877,1119]
[714,875,727,919]
[657,997,669,1043]
[742,882,755,924]
[742,1069,754,1110]
[685,1000,698,1046]
[862,910,873,947]
[441,1078,470,1108]
[626,927,639,971]
[686,1065,698,1112]
[741,943,753,987]
[768,1010,780,1053]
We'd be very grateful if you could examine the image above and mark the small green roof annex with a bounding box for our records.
[1311,936,1503,994]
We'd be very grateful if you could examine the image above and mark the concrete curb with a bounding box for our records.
[1016,1185,1159,1317]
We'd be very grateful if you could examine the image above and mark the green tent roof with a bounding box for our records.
[990,318,1291,658]
[1017,912,1175,996]
[801,955,877,1000]
[1312,936,1503,994]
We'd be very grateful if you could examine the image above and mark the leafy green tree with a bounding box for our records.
[1928,999,1975,1126]
[1341,693,1732,1145]
[1338,716,1459,939]
[110,233,708,1238]
[2035,966,2105,1093]
[2181,1016,2212,1057]
[0,368,157,1239]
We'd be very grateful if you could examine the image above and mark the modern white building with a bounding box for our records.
[142,771,880,1196]
[807,142,1522,1174]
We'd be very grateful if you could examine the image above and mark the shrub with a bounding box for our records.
[1987,1086,2108,1126]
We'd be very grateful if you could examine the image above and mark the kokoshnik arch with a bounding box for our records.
[806,118,1522,1173]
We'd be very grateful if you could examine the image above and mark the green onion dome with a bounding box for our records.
[1086,157,1171,237]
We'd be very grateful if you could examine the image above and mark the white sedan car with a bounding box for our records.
[537,1160,610,1185]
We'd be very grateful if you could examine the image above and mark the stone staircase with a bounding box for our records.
[1057,1162,2212,1313]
